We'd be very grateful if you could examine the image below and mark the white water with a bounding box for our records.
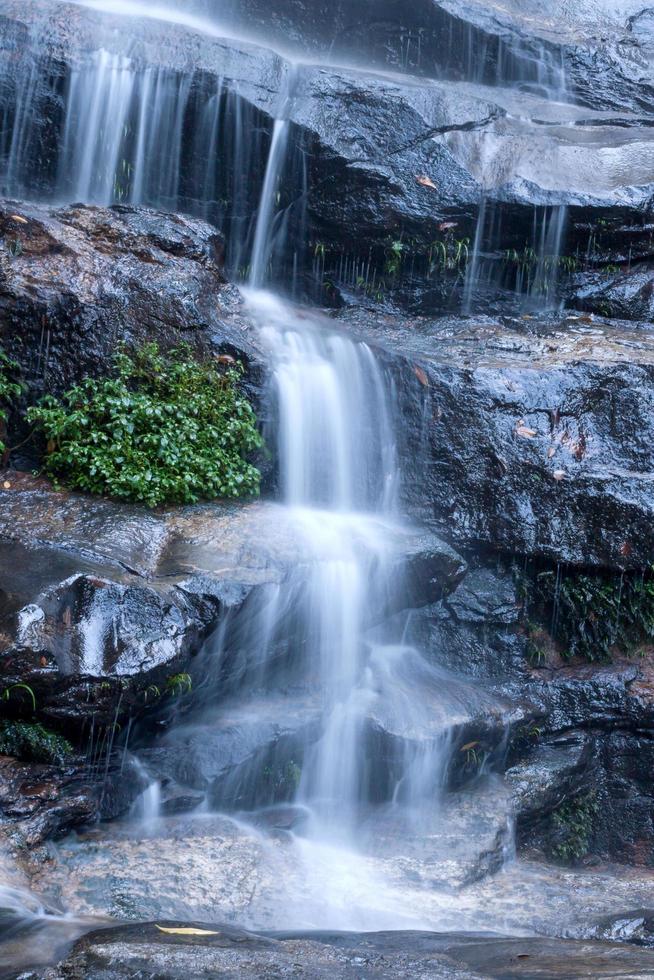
[71,0,232,40]
[249,67,298,288]
[214,289,505,895]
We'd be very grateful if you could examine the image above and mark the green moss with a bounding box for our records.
[28,343,263,507]
[0,721,73,766]
[549,792,599,864]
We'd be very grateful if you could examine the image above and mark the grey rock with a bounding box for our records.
[36,920,654,979]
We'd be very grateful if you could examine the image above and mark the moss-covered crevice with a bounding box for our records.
[515,561,654,663]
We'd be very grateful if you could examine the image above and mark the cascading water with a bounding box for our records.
[459,35,570,313]
[128,286,510,930]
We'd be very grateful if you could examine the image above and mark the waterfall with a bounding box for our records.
[202,289,492,861]
[59,50,136,204]
[0,37,303,282]
[249,66,299,289]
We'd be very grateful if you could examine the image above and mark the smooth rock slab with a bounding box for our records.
[33,921,654,979]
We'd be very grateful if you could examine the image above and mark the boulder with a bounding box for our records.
[573,267,654,322]
[0,755,97,847]
[0,475,461,734]
[0,200,264,414]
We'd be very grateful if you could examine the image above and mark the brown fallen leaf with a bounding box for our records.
[155,925,219,936]
[39,656,48,668]
[216,354,236,365]
[460,741,479,752]
[547,447,556,458]
[553,470,566,481]
[516,425,537,439]
[416,174,437,190]
[9,214,27,224]
[620,541,633,558]
[414,366,429,387]
[438,221,458,231]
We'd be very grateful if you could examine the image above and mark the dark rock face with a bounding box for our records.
[352,309,654,568]
[573,267,654,322]
[34,920,654,979]
[203,0,654,113]
[0,755,97,846]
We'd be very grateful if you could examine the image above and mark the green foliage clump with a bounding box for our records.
[519,565,654,662]
[0,721,73,766]
[549,792,599,864]
[165,673,192,697]
[262,760,302,799]
[28,343,263,507]
[514,566,654,665]
[0,349,23,455]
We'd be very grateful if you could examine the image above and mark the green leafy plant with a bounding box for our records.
[0,721,72,765]
[385,240,404,277]
[262,760,302,797]
[28,343,263,507]
[165,673,192,697]
[547,569,654,661]
[0,349,24,456]
[549,792,599,863]
[2,683,36,712]
[517,564,654,663]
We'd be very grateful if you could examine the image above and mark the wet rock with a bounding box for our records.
[0,476,459,735]
[506,734,592,831]
[0,755,97,846]
[36,920,654,979]
[589,909,654,948]
[573,267,654,322]
[499,660,654,866]
[139,695,320,806]
[447,567,521,626]
[0,3,652,314]
[0,200,263,419]
[352,309,654,568]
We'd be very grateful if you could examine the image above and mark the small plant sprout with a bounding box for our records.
[165,673,192,697]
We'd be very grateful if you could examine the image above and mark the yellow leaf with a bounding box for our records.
[516,425,537,439]
[416,174,437,190]
[414,366,429,387]
[155,925,219,936]
[2,481,10,489]
[9,214,27,224]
